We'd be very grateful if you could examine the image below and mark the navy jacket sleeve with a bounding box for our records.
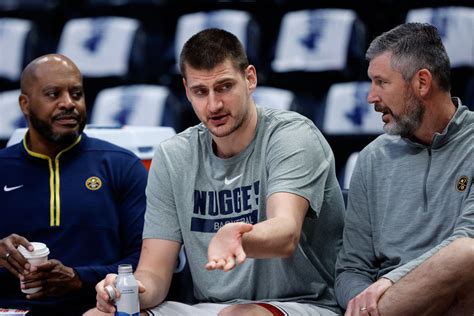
[74,158,147,288]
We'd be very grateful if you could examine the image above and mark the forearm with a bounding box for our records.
[133,239,180,309]
[242,216,299,258]
[335,271,374,309]
[384,237,458,283]
[206,192,307,271]
[135,269,170,309]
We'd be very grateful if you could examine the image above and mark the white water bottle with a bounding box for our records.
[115,264,140,316]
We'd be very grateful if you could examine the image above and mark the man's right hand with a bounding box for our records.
[95,273,146,313]
[345,278,393,316]
[0,234,32,277]
[96,274,119,313]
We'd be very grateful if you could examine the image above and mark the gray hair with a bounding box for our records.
[366,23,451,91]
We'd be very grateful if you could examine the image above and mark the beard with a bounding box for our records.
[383,88,425,139]
[29,108,86,146]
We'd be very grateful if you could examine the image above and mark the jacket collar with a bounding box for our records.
[403,97,468,149]
[22,133,83,160]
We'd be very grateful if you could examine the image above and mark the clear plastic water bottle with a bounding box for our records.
[115,264,140,316]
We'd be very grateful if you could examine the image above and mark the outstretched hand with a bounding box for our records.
[21,259,82,299]
[345,278,393,316]
[206,222,253,272]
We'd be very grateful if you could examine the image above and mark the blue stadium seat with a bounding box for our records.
[406,6,474,104]
[90,84,182,131]
[7,125,176,171]
[0,18,38,89]
[316,81,382,185]
[318,81,383,136]
[253,86,299,112]
[269,8,367,92]
[339,151,359,190]
[57,16,146,80]
[406,6,474,69]
[173,9,261,75]
[0,89,27,143]
[56,16,147,109]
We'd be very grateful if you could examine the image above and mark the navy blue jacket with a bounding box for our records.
[0,134,147,314]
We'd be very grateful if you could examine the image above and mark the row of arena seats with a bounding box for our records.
[1,7,369,89]
[1,6,472,93]
[1,6,473,95]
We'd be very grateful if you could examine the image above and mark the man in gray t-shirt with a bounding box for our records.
[93,28,345,315]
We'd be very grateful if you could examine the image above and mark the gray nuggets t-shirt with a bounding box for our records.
[143,107,344,313]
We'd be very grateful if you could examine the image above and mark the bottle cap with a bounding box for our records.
[118,264,133,274]
[105,284,116,301]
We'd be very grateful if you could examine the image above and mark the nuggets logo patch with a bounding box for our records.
[85,176,102,191]
[456,176,469,192]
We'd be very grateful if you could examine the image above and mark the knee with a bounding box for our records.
[218,305,251,316]
[218,304,271,316]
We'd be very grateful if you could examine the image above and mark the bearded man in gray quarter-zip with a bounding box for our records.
[335,23,474,316]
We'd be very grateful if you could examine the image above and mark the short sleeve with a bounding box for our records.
[266,119,331,217]
[143,146,182,242]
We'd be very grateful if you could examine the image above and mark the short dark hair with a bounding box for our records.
[366,23,451,91]
[179,28,249,78]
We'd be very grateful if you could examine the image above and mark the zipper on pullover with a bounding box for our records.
[423,148,432,212]
[22,136,82,226]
